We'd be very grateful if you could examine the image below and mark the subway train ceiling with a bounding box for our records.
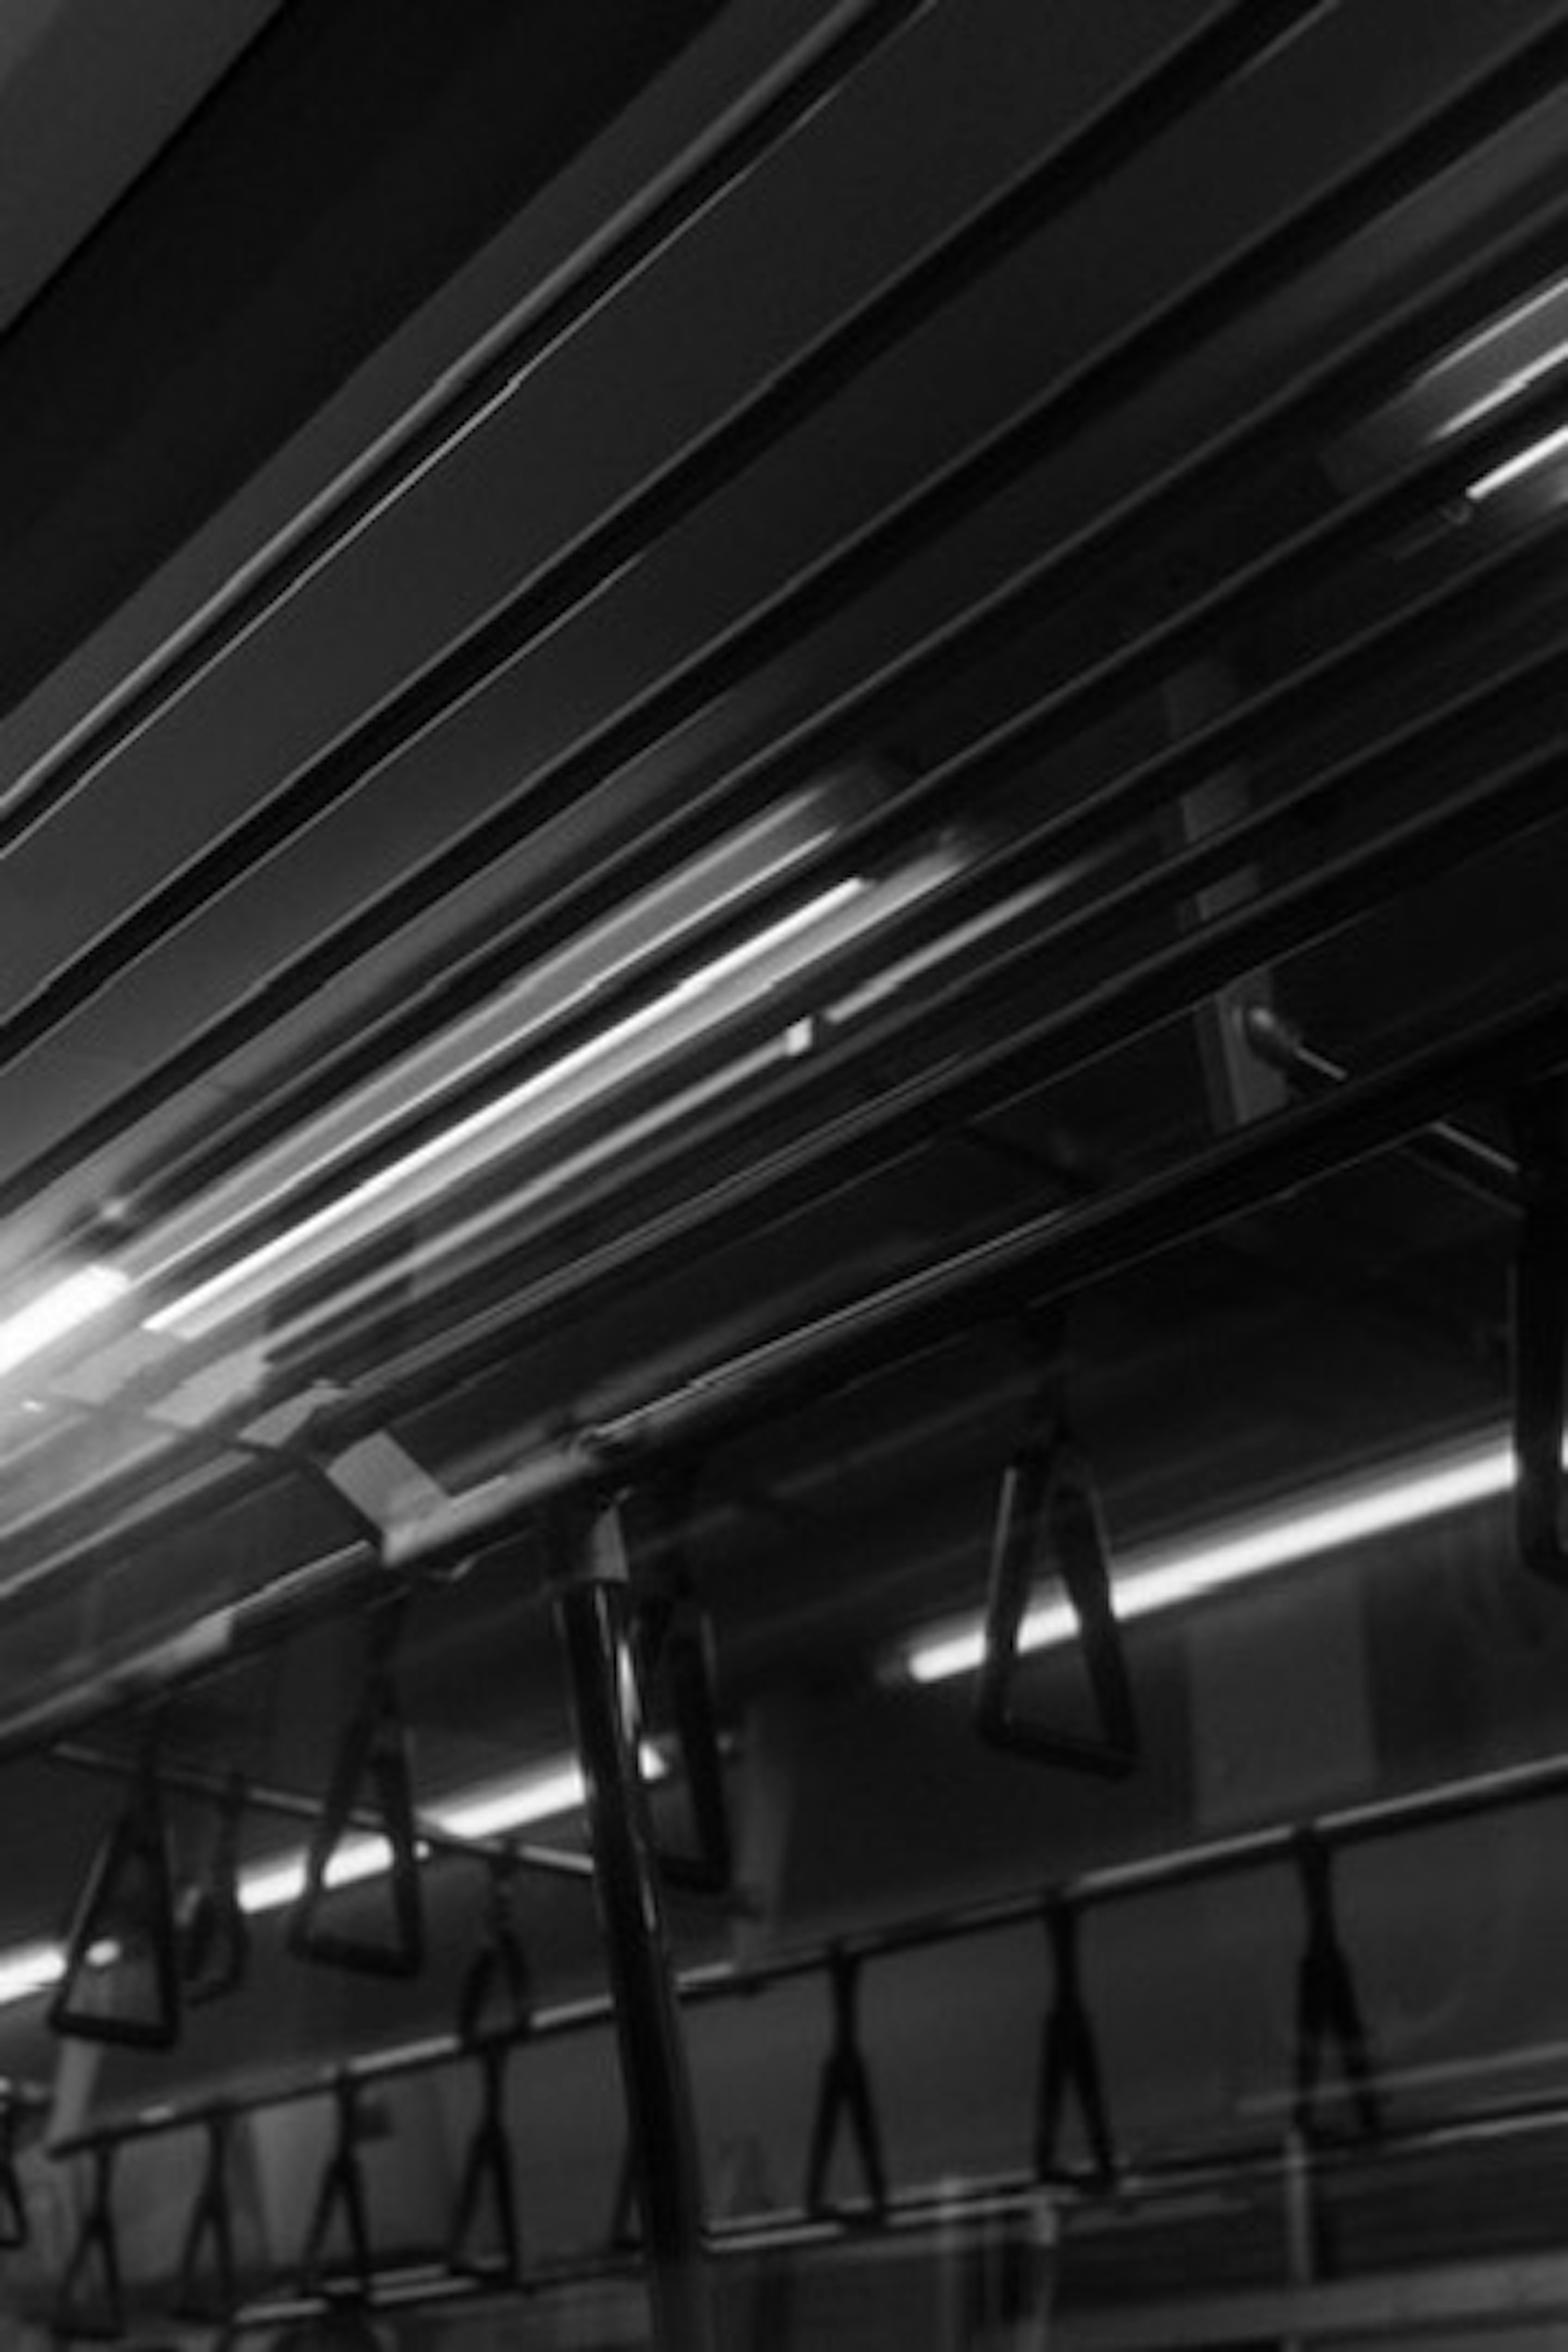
[0,0,1566,2070]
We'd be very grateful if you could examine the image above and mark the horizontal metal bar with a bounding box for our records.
[265,572,1568,1436]
[132,350,1568,1337]
[50,1745,1568,2160]
[14,483,1553,1555]
[129,9,1568,1241]
[0,0,1306,1123]
[3,7,1556,1234]
[0,0,933,854]
[47,1740,594,1883]
[1243,1003,1521,1210]
[5,700,1566,1638]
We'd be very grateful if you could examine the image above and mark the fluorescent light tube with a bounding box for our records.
[138,841,960,1345]
[140,879,869,1341]
[0,1264,132,1382]
[0,1941,66,2009]
[1466,419,1568,504]
[900,1434,1516,1686]
[135,784,854,1293]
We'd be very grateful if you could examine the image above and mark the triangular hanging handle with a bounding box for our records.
[446,2042,521,2284]
[0,2089,27,2250]
[50,1732,180,2050]
[53,2145,122,2343]
[298,2076,374,2299]
[803,1945,887,2220]
[179,1771,249,2006]
[1035,1896,1116,2186]
[632,1470,732,1895]
[1510,1083,1568,1583]
[288,1604,423,1978]
[975,1413,1137,1777]
[172,2113,237,2322]
[1292,1830,1382,2140]
[457,1858,534,2050]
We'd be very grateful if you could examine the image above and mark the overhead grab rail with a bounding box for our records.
[803,1944,888,2220]
[287,1601,424,1978]
[3,0,1552,1233]
[1292,1831,1382,2141]
[42,1746,1568,2322]
[9,948,1568,1760]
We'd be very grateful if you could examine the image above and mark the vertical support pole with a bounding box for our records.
[550,1499,717,2352]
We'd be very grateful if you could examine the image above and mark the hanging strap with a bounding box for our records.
[179,1771,249,2006]
[54,2144,122,2343]
[447,2041,521,2283]
[289,1604,423,1978]
[172,2114,236,2322]
[633,1470,733,1896]
[606,2134,640,2252]
[1292,1830,1382,2139]
[1511,1082,1568,1583]
[51,1731,180,2050]
[976,1412,1137,1777]
[1035,1897,1116,2185]
[457,1857,534,2049]
[298,2076,373,2299]
[803,1945,887,2219]
[0,2090,26,2250]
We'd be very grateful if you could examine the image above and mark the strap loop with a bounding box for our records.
[1292,1830,1381,2140]
[804,1945,887,2219]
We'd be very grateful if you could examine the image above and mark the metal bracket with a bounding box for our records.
[298,2075,374,2301]
[803,1945,887,2220]
[1292,1830,1381,2140]
[1510,1082,1568,1584]
[288,1605,423,1978]
[1036,1896,1117,2186]
[172,2113,237,2323]
[54,2145,123,2343]
[51,1733,180,2051]
[178,1770,249,2007]
[976,1420,1137,1777]
[633,1472,733,1897]
[447,2042,521,2283]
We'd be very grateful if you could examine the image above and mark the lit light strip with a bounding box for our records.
[140,878,872,1342]
[901,1434,1517,1686]
[0,1748,666,2010]
[0,1265,131,1383]
[1466,419,1568,503]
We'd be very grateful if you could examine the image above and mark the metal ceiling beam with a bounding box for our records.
[0,0,1315,1143]
[0,2,1554,1230]
[0,0,934,853]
